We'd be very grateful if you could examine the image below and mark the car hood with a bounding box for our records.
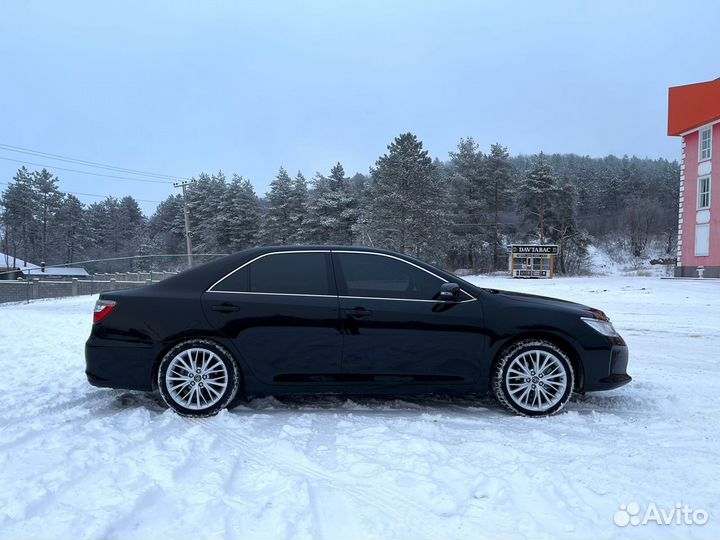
[484,288,594,314]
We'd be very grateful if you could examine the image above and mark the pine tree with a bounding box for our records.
[147,194,185,256]
[328,163,345,190]
[30,169,63,263]
[303,174,334,244]
[521,152,557,242]
[50,194,85,264]
[447,138,487,269]
[366,133,448,260]
[83,201,108,259]
[263,167,295,245]
[331,163,359,244]
[288,172,308,243]
[487,143,513,270]
[548,176,588,274]
[187,171,229,253]
[117,196,146,257]
[1,167,35,265]
[80,197,120,259]
[303,163,359,245]
[103,196,122,254]
[78,195,146,265]
[225,174,260,251]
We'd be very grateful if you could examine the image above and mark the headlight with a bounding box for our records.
[581,317,620,337]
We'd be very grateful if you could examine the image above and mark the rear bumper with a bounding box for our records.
[86,369,116,388]
[85,338,157,391]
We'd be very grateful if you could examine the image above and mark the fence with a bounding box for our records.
[0,272,178,304]
[0,254,231,305]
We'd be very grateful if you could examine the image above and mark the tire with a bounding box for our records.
[157,339,240,417]
[492,339,574,417]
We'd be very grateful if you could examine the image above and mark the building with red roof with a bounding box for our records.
[668,77,720,277]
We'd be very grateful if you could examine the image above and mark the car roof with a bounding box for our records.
[153,245,467,294]
[255,245,395,253]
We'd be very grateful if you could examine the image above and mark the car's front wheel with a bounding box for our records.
[157,339,240,417]
[492,339,574,417]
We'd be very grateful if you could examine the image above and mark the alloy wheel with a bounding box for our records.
[505,349,568,412]
[165,347,229,410]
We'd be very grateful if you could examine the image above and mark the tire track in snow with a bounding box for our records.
[0,390,163,450]
[189,417,450,539]
[99,484,166,538]
[305,480,326,540]
[0,389,110,430]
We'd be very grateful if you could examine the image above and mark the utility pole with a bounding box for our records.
[173,180,194,268]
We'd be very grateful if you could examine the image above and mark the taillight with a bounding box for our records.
[93,300,117,324]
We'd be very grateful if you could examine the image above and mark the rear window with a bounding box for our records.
[214,252,332,295]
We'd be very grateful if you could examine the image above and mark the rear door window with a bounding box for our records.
[214,252,333,295]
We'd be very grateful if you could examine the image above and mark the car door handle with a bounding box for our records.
[344,307,373,318]
[210,303,241,313]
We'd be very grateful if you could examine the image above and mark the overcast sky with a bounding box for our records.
[1,0,718,213]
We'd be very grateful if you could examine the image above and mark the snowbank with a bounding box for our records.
[0,276,717,539]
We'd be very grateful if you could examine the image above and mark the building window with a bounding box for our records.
[699,126,712,161]
[695,223,710,256]
[698,175,711,209]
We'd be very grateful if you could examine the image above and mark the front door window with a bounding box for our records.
[335,252,444,300]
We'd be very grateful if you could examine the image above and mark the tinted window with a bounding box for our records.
[336,253,444,300]
[216,266,249,292]
[216,252,332,295]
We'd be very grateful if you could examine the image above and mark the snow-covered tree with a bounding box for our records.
[263,167,295,245]
[330,163,359,244]
[521,152,557,242]
[31,169,63,262]
[186,171,229,253]
[547,175,588,274]
[303,163,358,245]
[147,194,185,256]
[486,143,513,270]
[225,174,260,251]
[366,133,448,261]
[1,167,34,265]
[49,194,86,264]
[117,196,146,256]
[447,137,487,270]
[0,147,683,277]
[288,172,308,243]
[303,174,334,244]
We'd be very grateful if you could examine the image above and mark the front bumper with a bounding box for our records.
[596,372,632,389]
[582,343,631,392]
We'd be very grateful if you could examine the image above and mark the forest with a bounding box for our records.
[0,133,680,275]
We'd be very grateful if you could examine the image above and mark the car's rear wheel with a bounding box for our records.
[157,339,239,417]
[492,339,574,417]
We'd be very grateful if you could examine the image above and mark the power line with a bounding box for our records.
[0,143,189,181]
[0,181,161,204]
[0,155,173,185]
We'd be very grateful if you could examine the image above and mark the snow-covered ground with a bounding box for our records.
[0,276,718,539]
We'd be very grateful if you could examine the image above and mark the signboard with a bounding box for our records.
[511,245,559,255]
[515,269,549,278]
[509,244,559,279]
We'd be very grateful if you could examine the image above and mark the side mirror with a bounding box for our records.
[439,282,461,301]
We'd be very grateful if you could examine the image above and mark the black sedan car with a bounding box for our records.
[86,246,630,417]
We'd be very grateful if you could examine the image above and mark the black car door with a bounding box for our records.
[201,251,343,386]
[332,251,486,388]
